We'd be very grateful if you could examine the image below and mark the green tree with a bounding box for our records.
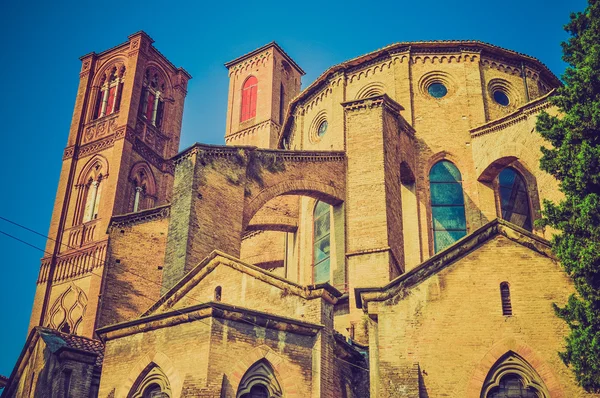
[536,0,600,392]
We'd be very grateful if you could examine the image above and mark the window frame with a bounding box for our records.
[494,167,533,231]
[428,159,468,253]
[312,200,331,285]
[241,76,258,122]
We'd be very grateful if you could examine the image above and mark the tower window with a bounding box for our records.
[94,66,125,119]
[313,201,331,284]
[214,286,222,302]
[429,160,467,252]
[241,76,258,122]
[498,167,532,230]
[500,282,512,316]
[140,69,166,128]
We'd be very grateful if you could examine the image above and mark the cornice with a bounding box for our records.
[108,205,171,231]
[470,91,555,138]
[97,301,322,342]
[225,119,280,143]
[132,137,172,175]
[355,219,553,311]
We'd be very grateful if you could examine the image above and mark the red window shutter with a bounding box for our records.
[94,90,103,119]
[115,82,124,112]
[249,84,257,119]
[145,92,155,120]
[106,86,116,115]
[241,76,258,122]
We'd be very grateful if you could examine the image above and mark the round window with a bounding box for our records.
[493,90,510,106]
[428,83,447,98]
[317,120,328,137]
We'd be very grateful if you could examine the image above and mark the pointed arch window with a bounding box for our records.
[497,167,532,230]
[76,156,108,225]
[313,201,331,284]
[94,65,125,119]
[241,76,258,122]
[140,68,166,128]
[129,365,171,398]
[429,160,467,252]
[482,352,549,398]
[129,162,157,213]
[237,359,282,398]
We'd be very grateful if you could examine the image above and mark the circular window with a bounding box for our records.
[493,90,510,106]
[317,120,328,137]
[428,83,447,98]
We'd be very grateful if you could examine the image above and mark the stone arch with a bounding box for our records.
[47,284,87,335]
[120,352,182,398]
[145,61,173,96]
[127,363,172,398]
[477,156,541,228]
[237,359,283,398]
[480,352,549,397]
[355,82,386,99]
[228,345,304,398]
[466,339,564,398]
[77,154,109,186]
[93,56,127,87]
[128,161,158,212]
[243,179,343,230]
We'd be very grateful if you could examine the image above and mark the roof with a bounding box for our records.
[279,40,562,147]
[225,41,305,75]
[0,375,7,387]
[355,219,554,309]
[37,327,105,369]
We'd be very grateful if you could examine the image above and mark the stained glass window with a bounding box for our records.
[487,374,540,398]
[429,160,467,252]
[493,90,510,106]
[498,168,532,231]
[313,201,331,284]
[428,82,447,98]
[318,120,328,137]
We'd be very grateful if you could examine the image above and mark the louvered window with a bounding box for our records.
[500,282,512,316]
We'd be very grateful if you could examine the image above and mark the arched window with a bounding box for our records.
[129,365,171,398]
[313,201,331,284]
[214,286,222,302]
[487,374,541,398]
[94,65,125,119]
[241,76,258,122]
[140,68,166,128]
[429,160,467,252]
[129,162,157,213]
[481,352,549,398]
[500,282,512,316]
[237,359,282,398]
[75,155,108,225]
[497,167,532,231]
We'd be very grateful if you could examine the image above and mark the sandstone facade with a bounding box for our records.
[2,32,595,398]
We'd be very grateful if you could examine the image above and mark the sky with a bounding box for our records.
[0,0,587,378]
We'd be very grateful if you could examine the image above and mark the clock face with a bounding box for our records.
[318,120,328,137]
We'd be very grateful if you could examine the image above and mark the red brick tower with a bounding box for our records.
[29,31,190,339]
[224,42,304,148]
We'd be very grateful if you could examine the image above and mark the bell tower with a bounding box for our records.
[224,42,304,148]
[29,31,191,338]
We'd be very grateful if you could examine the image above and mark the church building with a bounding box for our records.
[1,31,595,397]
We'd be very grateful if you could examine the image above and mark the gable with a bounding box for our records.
[144,251,341,326]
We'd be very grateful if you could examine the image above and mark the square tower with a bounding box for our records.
[225,42,304,148]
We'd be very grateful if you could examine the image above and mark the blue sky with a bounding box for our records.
[0,0,586,378]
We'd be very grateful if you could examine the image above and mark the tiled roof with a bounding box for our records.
[37,327,105,369]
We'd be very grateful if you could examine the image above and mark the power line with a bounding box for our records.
[0,217,370,372]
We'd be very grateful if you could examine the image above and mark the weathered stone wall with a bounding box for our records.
[367,235,586,397]
[97,206,170,329]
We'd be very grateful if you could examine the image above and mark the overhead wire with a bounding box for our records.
[0,216,370,373]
